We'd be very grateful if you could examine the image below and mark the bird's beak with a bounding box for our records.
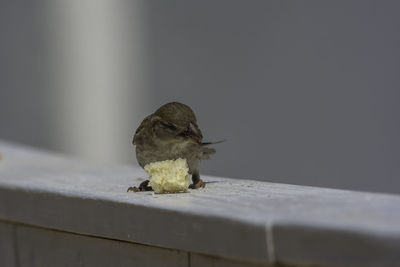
[189,123,203,142]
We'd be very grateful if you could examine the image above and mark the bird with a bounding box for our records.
[129,102,219,192]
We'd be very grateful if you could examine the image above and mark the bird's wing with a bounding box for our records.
[133,115,167,145]
[132,115,152,145]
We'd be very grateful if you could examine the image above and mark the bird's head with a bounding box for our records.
[153,102,203,143]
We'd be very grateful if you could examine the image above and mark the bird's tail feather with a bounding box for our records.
[201,140,225,146]
[201,147,216,159]
[200,140,224,159]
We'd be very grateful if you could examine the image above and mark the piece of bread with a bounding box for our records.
[145,158,190,194]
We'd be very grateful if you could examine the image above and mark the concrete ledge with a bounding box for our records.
[0,221,16,267]
[9,221,188,267]
[0,140,400,266]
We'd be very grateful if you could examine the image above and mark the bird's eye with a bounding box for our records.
[162,122,177,131]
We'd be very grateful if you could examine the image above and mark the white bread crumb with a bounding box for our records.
[144,158,190,194]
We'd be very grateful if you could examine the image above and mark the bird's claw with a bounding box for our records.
[127,186,140,192]
[127,180,153,192]
[189,179,206,189]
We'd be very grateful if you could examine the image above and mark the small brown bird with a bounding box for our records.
[130,102,219,191]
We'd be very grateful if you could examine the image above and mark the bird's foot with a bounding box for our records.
[127,186,140,192]
[127,180,153,192]
[189,179,206,189]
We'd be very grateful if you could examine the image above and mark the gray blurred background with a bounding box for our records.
[1,1,399,194]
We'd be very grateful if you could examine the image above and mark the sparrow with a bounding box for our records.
[129,102,218,192]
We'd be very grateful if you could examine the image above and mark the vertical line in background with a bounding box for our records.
[42,0,150,163]
[266,223,276,264]
[12,224,20,267]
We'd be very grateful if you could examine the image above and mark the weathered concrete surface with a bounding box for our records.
[15,224,187,267]
[190,253,273,267]
[0,140,400,266]
[274,224,400,267]
[0,221,16,267]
